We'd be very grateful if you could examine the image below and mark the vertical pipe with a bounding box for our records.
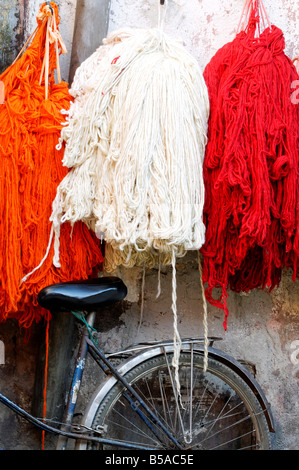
[68,0,111,83]
[56,312,96,450]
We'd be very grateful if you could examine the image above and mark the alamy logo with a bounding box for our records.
[290,340,299,366]
[0,81,4,104]
[0,340,4,365]
[291,80,299,105]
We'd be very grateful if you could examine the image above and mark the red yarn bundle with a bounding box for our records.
[201,0,299,329]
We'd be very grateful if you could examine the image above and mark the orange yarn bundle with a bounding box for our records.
[0,2,103,328]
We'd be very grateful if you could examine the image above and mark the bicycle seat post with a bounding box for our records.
[86,311,96,329]
[36,277,127,449]
[56,310,96,450]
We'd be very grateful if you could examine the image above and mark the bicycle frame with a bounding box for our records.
[56,311,184,450]
[0,310,275,450]
[0,311,184,450]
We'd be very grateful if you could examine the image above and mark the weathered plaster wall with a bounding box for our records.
[0,0,77,79]
[101,0,299,451]
[68,0,110,82]
[108,0,299,68]
[0,0,298,451]
[0,0,24,73]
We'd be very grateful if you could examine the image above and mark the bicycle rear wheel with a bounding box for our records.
[89,351,271,450]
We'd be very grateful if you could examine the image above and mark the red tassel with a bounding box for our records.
[201,2,299,328]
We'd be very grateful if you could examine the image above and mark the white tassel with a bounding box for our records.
[51,28,209,273]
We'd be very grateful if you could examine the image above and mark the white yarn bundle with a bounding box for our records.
[52,27,210,385]
[53,28,209,269]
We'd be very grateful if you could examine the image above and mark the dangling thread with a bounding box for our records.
[170,249,182,402]
[42,316,50,450]
[156,254,162,299]
[198,253,208,372]
[21,225,55,284]
[138,266,146,333]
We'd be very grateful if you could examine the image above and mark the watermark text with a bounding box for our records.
[0,340,4,365]
[291,80,299,105]
[0,81,4,104]
[290,340,299,366]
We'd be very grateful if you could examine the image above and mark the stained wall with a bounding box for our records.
[0,0,298,450]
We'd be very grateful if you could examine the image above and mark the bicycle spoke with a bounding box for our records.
[192,413,256,448]
[158,372,175,431]
[105,409,163,446]
[133,376,174,433]
[203,392,234,440]
[192,379,210,422]
[209,429,257,450]
[188,344,194,443]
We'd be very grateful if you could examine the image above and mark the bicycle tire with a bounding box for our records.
[87,351,271,450]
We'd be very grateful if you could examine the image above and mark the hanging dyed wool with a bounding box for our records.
[53,28,209,271]
[0,2,103,328]
[201,0,299,329]
[49,23,210,378]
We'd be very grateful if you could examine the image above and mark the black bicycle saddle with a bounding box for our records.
[37,277,127,312]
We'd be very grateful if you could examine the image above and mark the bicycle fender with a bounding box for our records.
[80,343,275,437]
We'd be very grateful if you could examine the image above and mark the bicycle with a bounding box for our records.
[0,276,275,450]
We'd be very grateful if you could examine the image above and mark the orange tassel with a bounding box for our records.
[0,2,103,328]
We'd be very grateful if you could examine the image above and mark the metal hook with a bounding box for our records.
[46,1,54,15]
